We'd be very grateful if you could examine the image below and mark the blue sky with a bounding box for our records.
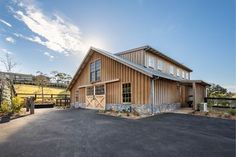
[0,0,235,91]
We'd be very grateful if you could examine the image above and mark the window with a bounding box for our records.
[87,86,94,95]
[186,73,189,80]
[157,60,163,70]
[148,56,155,68]
[182,71,185,79]
[122,83,131,103]
[177,69,180,77]
[95,85,105,95]
[170,65,174,75]
[75,90,79,102]
[90,59,101,82]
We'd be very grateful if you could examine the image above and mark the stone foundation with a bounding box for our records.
[106,104,131,112]
[105,103,181,115]
[71,102,181,115]
[71,102,86,109]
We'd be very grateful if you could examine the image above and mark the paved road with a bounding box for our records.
[0,108,235,157]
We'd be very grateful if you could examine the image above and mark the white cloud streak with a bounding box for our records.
[0,19,12,27]
[44,52,54,61]
[5,37,15,43]
[0,48,12,54]
[11,0,87,56]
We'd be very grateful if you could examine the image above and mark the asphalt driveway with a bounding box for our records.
[0,108,235,157]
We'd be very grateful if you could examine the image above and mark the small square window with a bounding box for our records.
[87,87,94,95]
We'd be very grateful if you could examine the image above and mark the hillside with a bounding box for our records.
[14,84,69,95]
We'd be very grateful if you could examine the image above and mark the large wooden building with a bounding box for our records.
[68,45,209,115]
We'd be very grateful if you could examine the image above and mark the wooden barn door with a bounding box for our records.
[86,85,105,110]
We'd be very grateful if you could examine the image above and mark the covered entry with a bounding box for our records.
[180,80,210,110]
[85,85,106,110]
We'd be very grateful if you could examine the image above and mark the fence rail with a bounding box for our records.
[17,93,70,106]
[205,97,236,109]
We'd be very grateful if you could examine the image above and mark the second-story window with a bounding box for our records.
[177,69,180,77]
[147,56,155,68]
[186,73,189,80]
[182,71,185,79]
[90,59,101,82]
[157,60,163,71]
[170,65,174,75]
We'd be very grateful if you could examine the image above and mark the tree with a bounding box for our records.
[50,71,72,85]
[0,53,17,72]
[34,71,49,103]
[208,84,233,98]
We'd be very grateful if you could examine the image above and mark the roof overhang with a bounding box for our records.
[180,80,211,86]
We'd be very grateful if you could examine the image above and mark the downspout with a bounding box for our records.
[151,76,159,115]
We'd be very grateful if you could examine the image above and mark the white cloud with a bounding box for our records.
[0,19,12,27]
[0,48,12,54]
[44,52,54,61]
[11,0,87,56]
[5,37,15,43]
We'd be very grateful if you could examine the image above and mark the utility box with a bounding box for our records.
[198,103,208,112]
[203,103,208,112]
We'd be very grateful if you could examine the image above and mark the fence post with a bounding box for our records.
[65,95,67,106]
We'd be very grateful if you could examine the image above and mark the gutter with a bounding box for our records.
[151,76,159,115]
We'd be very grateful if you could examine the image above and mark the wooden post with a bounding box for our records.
[30,97,35,114]
[192,82,197,110]
[26,98,29,112]
[65,95,67,106]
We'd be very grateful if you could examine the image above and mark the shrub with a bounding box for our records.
[0,100,12,115]
[207,102,214,108]
[227,109,236,116]
[12,96,24,113]
[222,112,231,118]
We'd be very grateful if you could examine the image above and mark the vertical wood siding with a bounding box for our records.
[118,50,191,80]
[154,79,180,106]
[71,51,151,105]
[119,50,145,65]
[195,84,206,105]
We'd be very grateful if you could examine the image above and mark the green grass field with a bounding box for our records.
[14,84,69,95]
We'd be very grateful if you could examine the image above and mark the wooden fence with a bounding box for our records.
[205,97,236,109]
[17,93,70,107]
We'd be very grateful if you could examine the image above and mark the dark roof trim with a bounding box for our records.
[115,45,193,72]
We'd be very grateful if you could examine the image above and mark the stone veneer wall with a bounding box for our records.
[71,102,181,115]
[106,103,181,115]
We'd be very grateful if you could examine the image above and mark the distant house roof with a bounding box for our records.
[68,47,190,90]
[0,71,34,77]
[115,45,193,72]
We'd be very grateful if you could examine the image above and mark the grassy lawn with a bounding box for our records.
[14,84,68,95]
